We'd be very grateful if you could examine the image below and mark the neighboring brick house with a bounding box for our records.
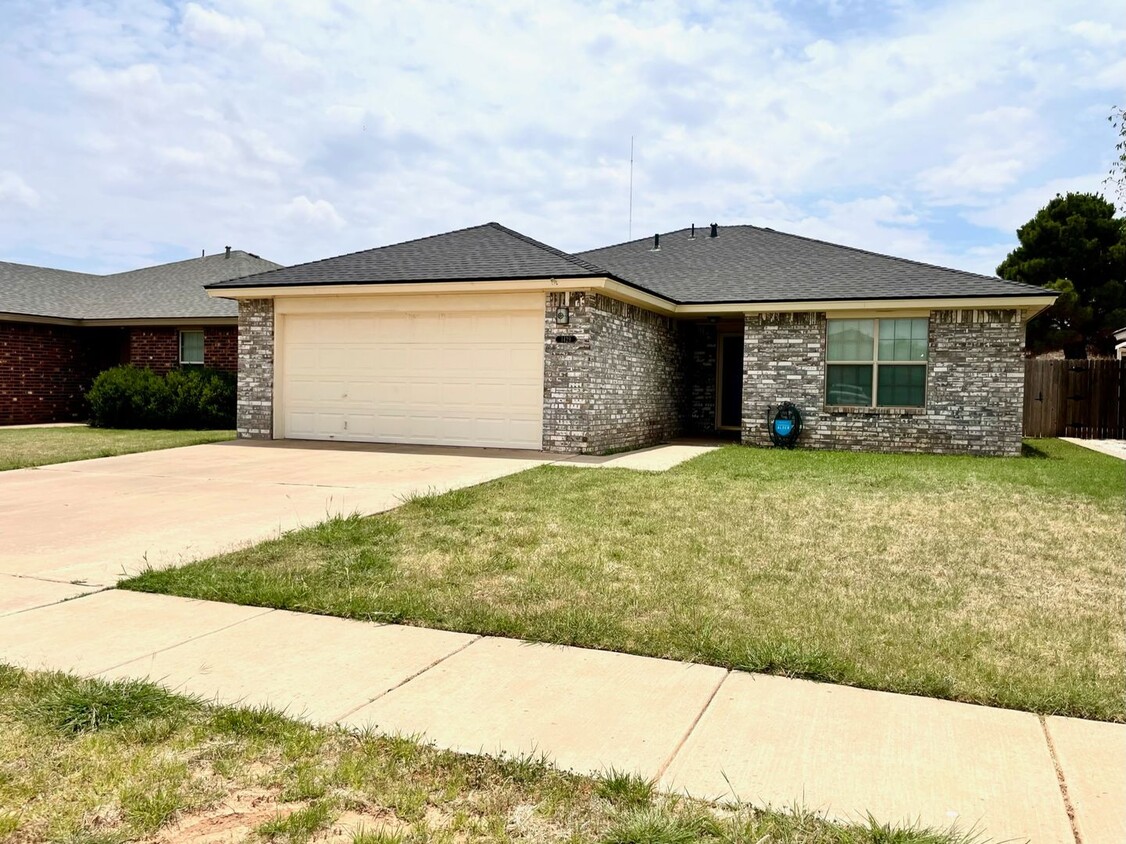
[207,223,1056,457]
[0,250,279,425]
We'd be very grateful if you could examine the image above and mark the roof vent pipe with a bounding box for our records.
[653,233,660,250]
[710,223,718,238]
[225,245,231,258]
[690,224,695,239]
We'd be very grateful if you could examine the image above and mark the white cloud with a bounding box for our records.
[180,3,264,46]
[0,172,41,209]
[0,0,1123,273]
[963,173,1110,233]
[282,195,344,228]
[69,63,164,97]
[1067,20,1126,46]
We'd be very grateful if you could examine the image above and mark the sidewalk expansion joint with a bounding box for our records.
[654,669,731,782]
[0,585,110,618]
[332,634,484,723]
[0,571,106,588]
[1040,714,1082,844]
[92,605,277,679]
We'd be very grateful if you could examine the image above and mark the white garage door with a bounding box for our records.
[278,295,544,449]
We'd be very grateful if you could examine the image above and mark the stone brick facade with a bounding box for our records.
[543,292,594,452]
[740,309,1025,457]
[236,299,274,438]
[219,293,1026,457]
[543,292,684,453]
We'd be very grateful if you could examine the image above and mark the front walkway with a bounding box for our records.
[1060,437,1126,460]
[1,588,1121,844]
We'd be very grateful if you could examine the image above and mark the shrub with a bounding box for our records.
[86,365,235,429]
[164,367,237,428]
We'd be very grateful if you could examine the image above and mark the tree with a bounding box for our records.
[997,192,1126,358]
[1108,106,1126,203]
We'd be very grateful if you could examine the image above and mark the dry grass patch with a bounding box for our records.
[124,439,1126,720]
[0,666,969,844]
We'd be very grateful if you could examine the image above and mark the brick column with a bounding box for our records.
[237,299,274,439]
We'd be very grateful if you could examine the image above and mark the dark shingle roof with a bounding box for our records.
[208,221,1049,305]
[207,223,606,289]
[0,251,280,321]
[577,226,1048,304]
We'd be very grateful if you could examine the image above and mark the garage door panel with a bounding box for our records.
[280,302,543,449]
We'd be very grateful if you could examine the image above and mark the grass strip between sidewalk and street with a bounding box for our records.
[0,665,976,844]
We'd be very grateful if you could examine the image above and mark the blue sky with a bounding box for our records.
[0,0,1122,276]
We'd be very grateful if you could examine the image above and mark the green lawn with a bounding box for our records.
[0,665,967,844]
[0,426,234,470]
[123,439,1126,722]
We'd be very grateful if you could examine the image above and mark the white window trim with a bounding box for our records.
[825,318,928,409]
[179,329,205,366]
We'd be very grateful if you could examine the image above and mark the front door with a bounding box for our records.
[716,333,743,430]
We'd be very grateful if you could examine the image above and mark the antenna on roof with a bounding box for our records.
[628,136,634,241]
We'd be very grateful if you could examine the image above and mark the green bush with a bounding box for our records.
[86,365,235,429]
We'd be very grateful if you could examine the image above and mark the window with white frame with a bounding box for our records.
[825,317,928,408]
[179,330,205,366]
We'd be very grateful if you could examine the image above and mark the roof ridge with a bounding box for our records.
[0,252,277,280]
[105,250,279,279]
[724,224,1042,288]
[485,222,610,276]
[580,223,1048,295]
[0,260,97,279]
[221,222,509,284]
[577,229,685,255]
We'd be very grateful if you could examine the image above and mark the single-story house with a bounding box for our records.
[207,223,1056,457]
[0,249,279,425]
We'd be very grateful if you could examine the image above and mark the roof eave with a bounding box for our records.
[673,293,1057,317]
[0,311,237,326]
[203,275,1057,322]
[204,272,608,291]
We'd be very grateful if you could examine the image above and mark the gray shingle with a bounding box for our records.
[0,263,94,320]
[207,223,605,289]
[210,221,1049,305]
[578,225,1048,304]
[0,251,280,321]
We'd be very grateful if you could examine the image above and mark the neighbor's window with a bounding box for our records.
[179,330,205,366]
[825,318,927,407]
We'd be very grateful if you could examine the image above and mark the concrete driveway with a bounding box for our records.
[0,439,555,602]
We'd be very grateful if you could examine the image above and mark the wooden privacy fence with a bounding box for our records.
[1023,359,1126,438]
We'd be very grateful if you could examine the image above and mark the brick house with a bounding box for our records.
[207,223,1056,457]
[0,249,279,425]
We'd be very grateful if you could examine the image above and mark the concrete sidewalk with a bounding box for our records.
[1,590,1121,844]
[1061,437,1126,460]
